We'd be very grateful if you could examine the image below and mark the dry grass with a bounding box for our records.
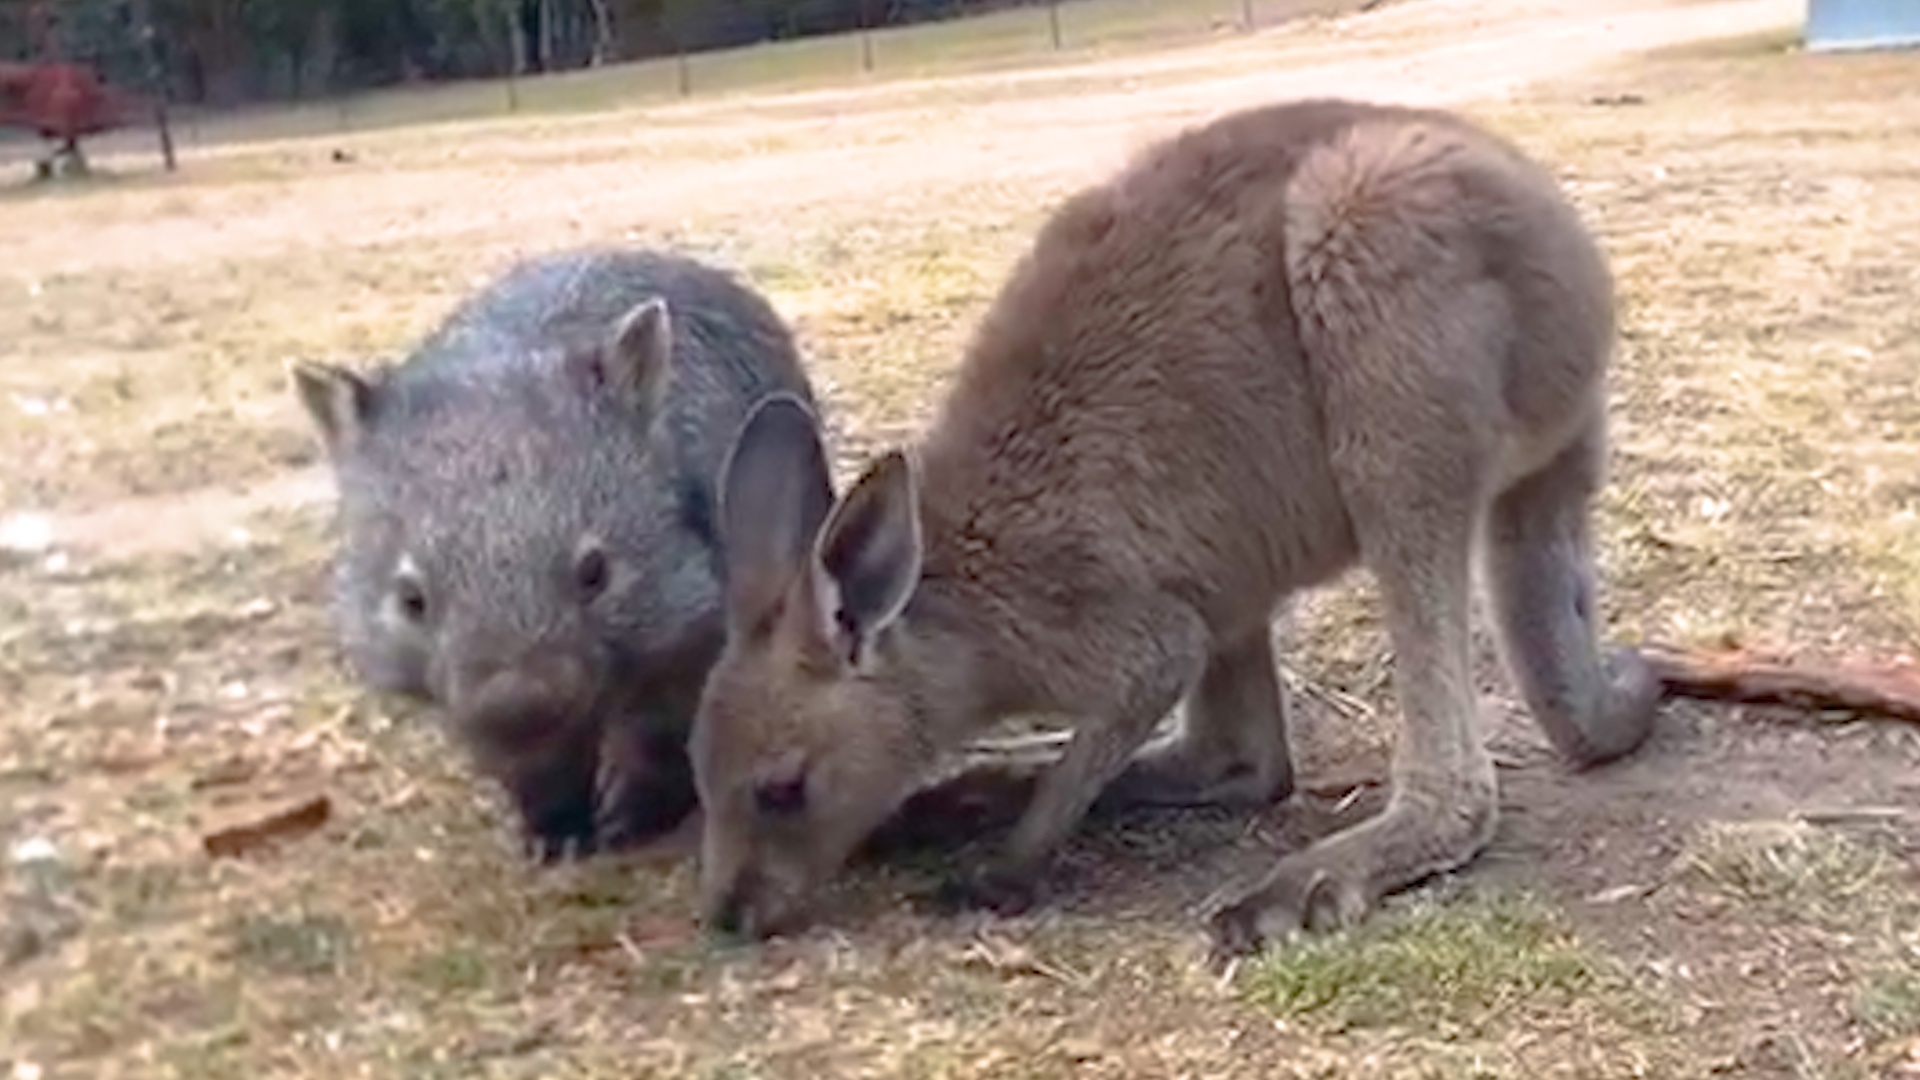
[1676,819,1904,925]
[6,0,1920,1077]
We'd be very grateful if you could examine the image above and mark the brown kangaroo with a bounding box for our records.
[689,97,1663,955]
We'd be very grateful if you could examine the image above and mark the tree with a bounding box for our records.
[0,0,1016,109]
[586,0,613,64]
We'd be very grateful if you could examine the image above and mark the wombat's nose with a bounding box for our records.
[452,639,599,704]
[464,677,565,751]
[459,651,598,750]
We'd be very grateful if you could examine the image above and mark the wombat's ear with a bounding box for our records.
[593,296,674,416]
[809,449,922,671]
[716,393,835,630]
[289,361,379,456]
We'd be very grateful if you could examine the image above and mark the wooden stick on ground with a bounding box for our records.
[1642,643,1920,725]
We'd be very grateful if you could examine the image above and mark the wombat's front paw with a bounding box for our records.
[593,733,700,853]
[522,829,598,865]
[516,797,601,865]
[591,774,698,854]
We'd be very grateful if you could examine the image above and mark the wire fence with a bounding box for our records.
[2,0,1375,153]
[384,0,1364,128]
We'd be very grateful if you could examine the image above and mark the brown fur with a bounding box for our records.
[690,97,1662,951]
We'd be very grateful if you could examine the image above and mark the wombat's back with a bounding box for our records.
[406,247,812,421]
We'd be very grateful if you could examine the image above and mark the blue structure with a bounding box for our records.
[1805,0,1920,52]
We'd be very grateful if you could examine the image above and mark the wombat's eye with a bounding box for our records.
[394,576,429,623]
[574,547,610,601]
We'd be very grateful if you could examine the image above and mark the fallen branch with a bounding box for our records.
[1643,643,1920,725]
[202,792,331,858]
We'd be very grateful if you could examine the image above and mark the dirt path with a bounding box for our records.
[6,0,1800,566]
[5,0,1795,282]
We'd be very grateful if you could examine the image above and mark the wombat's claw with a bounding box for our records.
[523,832,595,865]
[590,801,639,854]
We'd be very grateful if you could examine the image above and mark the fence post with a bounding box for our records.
[130,0,176,170]
[1242,0,1255,30]
[861,0,876,72]
[497,0,520,111]
[151,88,176,171]
[1049,0,1062,49]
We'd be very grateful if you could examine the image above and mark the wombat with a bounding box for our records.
[292,247,817,859]
[687,98,1662,950]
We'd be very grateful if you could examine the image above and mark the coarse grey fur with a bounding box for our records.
[688,98,1663,952]
[292,247,816,858]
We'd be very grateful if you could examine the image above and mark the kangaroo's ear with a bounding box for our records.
[289,360,382,457]
[808,448,922,671]
[716,393,835,631]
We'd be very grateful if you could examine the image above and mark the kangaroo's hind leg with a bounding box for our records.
[1207,427,1499,958]
[1207,116,1528,959]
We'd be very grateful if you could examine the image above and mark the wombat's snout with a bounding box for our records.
[454,651,606,853]
[456,650,601,754]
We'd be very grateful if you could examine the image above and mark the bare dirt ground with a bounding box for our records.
[4,0,1920,1077]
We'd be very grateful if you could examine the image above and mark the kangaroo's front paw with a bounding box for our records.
[927,862,1043,918]
[1205,858,1370,966]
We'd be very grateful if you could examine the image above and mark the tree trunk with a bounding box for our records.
[587,0,615,66]
[538,0,555,72]
[508,0,529,76]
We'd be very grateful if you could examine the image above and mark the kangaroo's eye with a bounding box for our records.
[394,574,430,624]
[575,546,610,602]
[753,769,808,818]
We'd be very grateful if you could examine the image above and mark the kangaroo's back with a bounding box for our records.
[915,97,1608,630]
[1281,103,1617,483]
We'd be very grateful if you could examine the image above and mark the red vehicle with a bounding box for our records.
[0,60,146,177]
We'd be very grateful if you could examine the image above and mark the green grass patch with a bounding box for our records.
[406,944,493,995]
[1239,887,1625,1037]
[226,910,355,978]
[1858,965,1920,1042]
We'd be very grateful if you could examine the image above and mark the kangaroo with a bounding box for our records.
[689,97,1663,953]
